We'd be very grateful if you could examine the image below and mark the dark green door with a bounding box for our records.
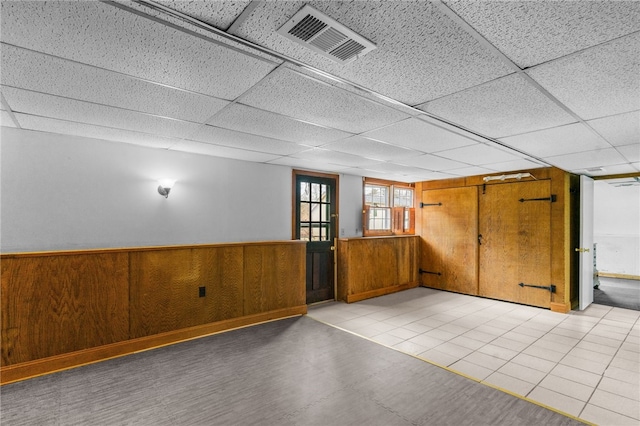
[295,174,337,304]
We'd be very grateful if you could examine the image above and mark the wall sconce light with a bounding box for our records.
[483,172,534,183]
[157,178,176,198]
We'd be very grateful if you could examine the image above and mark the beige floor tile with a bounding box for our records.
[474,324,508,337]
[530,338,574,354]
[401,321,433,334]
[549,364,602,388]
[423,328,458,341]
[449,335,485,351]
[610,356,640,373]
[437,323,470,336]
[580,404,639,426]
[463,351,507,371]
[510,353,556,373]
[482,371,536,396]
[461,329,497,343]
[575,339,619,356]
[386,327,420,340]
[538,374,595,402]
[418,348,461,367]
[511,325,547,339]
[559,354,608,375]
[407,333,445,350]
[527,386,585,417]
[589,389,640,420]
[583,333,624,349]
[521,344,565,363]
[371,333,404,347]
[567,346,614,364]
[449,359,493,380]
[615,348,640,362]
[604,366,640,386]
[497,361,546,384]
[476,343,519,361]
[434,341,475,359]
[597,376,640,401]
[392,340,428,356]
[490,336,529,352]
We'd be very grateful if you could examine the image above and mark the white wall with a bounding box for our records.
[1,127,366,252]
[593,180,640,276]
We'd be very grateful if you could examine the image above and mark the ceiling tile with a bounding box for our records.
[1,44,229,123]
[397,154,468,171]
[361,117,479,153]
[482,159,548,173]
[209,103,351,146]
[527,33,640,120]
[0,0,276,99]
[587,110,640,147]
[170,140,281,162]
[360,162,431,177]
[573,164,640,177]
[499,123,611,158]
[151,1,251,29]
[435,143,523,165]
[239,67,409,133]
[2,87,202,139]
[447,166,497,177]
[617,144,640,163]
[14,113,179,149]
[545,148,628,171]
[187,125,307,156]
[444,0,640,68]
[231,1,512,105]
[1,110,17,128]
[290,148,383,168]
[421,74,576,138]
[266,156,349,173]
[322,136,420,161]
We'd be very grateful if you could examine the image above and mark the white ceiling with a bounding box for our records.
[1,0,639,182]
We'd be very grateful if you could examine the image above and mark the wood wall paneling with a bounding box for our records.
[129,247,244,338]
[420,187,479,295]
[1,253,129,366]
[243,243,306,315]
[479,180,552,308]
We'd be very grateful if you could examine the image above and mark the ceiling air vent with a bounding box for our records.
[277,5,377,64]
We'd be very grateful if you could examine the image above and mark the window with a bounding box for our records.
[363,178,415,236]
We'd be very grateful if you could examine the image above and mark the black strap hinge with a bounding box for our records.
[420,202,442,208]
[519,195,557,203]
[419,269,442,276]
[518,283,556,293]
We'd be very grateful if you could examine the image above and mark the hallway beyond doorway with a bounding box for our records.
[594,277,640,311]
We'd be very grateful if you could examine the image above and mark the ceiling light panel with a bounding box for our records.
[587,110,640,147]
[420,74,576,138]
[230,0,512,104]
[435,143,523,165]
[170,140,281,163]
[187,125,307,156]
[576,164,639,176]
[443,0,640,68]
[499,123,611,158]
[209,103,351,146]
[1,45,229,123]
[2,87,202,140]
[396,154,468,172]
[14,113,180,149]
[527,33,640,121]
[290,148,383,168]
[544,148,628,171]
[360,117,478,153]
[239,67,409,133]
[0,1,277,100]
[322,136,420,161]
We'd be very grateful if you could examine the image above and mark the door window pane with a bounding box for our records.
[300,182,310,202]
[300,224,310,241]
[300,202,310,222]
[311,183,321,202]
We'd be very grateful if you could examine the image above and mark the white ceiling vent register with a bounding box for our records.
[277,5,377,64]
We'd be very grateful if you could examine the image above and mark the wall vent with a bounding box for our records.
[277,5,377,64]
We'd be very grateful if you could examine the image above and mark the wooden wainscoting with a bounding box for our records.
[337,236,419,303]
[0,241,307,384]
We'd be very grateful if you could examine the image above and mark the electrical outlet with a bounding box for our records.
[199,286,206,297]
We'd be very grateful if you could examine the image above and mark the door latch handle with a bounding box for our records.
[478,234,483,245]
[575,248,590,252]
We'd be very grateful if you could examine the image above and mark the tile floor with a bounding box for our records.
[307,287,640,426]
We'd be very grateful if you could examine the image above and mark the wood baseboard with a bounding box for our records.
[597,272,640,281]
[346,282,418,304]
[0,305,307,386]
[550,302,570,314]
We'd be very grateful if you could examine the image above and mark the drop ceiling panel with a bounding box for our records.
[397,154,468,172]
[322,136,420,161]
[575,164,640,177]
[443,1,640,68]
[170,140,281,163]
[447,166,497,177]
[14,113,180,149]
[0,1,276,100]
[187,125,307,156]
[290,148,383,168]
[500,123,611,158]
[482,159,547,173]
[240,67,409,133]
[1,45,229,123]
[230,1,512,104]
[2,87,203,140]
[617,144,640,163]
[421,74,576,138]
[209,103,351,147]
[359,162,432,177]
[266,156,349,173]
[360,117,478,153]
[587,111,640,147]
[150,1,252,29]
[527,33,640,121]
[435,143,523,166]
[544,148,628,171]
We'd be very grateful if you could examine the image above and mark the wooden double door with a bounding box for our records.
[420,180,553,308]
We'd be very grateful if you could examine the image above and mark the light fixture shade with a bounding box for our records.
[157,178,176,198]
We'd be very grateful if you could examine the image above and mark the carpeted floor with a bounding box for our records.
[594,277,640,311]
[0,316,582,426]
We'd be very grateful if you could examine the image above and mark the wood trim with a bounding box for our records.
[597,272,640,281]
[550,302,570,314]
[0,306,307,385]
[363,177,415,188]
[0,240,307,259]
[592,172,640,181]
[346,282,419,303]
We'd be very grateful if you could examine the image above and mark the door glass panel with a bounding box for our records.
[321,204,329,222]
[311,225,321,241]
[311,203,320,221]
[299,224,310,241]
[311,183,321,202]
[300,202,310,222]
[300,182,310,202]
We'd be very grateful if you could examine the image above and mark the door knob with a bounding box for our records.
[330,246,335,251]
[575,248,590,252]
